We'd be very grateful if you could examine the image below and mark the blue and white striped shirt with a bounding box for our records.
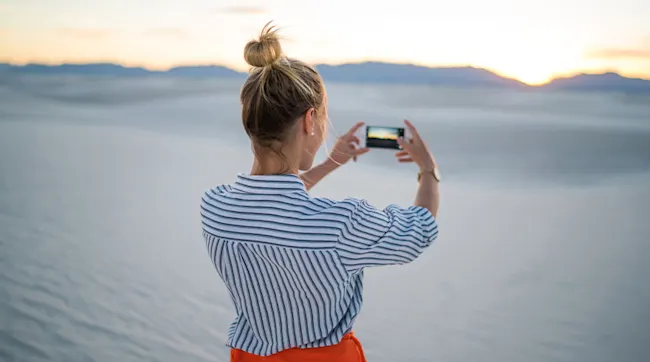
[200,174,438,356]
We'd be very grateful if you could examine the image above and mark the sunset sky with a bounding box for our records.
[1,0,649,84]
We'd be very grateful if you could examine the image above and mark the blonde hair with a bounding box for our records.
[240,22,325,152]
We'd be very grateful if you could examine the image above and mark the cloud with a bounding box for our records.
[588,38,650,60]
[217,6,267,15]
[587,48,650,60]
[144,28,189,39]
[56,28,115,40]
[56,27,189,40]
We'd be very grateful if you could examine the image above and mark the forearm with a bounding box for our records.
[414,173,440,218]
[299,158,340,191]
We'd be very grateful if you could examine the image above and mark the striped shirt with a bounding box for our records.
[200,174,438,356]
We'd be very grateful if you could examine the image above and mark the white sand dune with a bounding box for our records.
[1,76,649,362]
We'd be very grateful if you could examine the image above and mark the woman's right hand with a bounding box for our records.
[395,119,437,171]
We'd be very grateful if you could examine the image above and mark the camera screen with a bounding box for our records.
[366,126,404,149]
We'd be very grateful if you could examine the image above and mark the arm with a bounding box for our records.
[300,121,369,191]
[335,199,438,270]
[414,169,440,218]
[299,158,339,191]
[334,119,441,270]
[396,119,440,217]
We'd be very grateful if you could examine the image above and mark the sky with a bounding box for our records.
[1,0,649,84]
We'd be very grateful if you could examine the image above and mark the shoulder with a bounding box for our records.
[208,184,233,194]
[201,184,233,204]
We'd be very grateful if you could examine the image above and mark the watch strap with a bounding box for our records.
[418,168,440,182]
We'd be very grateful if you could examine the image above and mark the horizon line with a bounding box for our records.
[2,60,649,85]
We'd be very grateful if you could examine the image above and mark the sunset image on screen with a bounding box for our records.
[368,127,398,140]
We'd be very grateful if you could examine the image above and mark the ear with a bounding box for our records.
[302,108,315,135]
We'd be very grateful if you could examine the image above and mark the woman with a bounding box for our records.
[200,23,440,362]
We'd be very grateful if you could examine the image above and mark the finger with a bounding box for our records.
[397,137,412,151]
[346,121,365,136]
[394,150,409,157]
[353,147,369,162]
[355,147,370,156]
[397,157,414,163]
[348,135,360,145]
[403,119,422,141]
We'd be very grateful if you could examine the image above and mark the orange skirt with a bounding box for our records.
[230,332,367,362]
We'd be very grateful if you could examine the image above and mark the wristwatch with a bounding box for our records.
[417,167,441,182]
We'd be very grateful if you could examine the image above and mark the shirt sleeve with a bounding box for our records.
[334,198,438,270]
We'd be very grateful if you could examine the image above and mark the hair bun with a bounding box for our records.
[244,21,283,68]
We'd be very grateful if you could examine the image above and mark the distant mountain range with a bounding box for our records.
[2,62,649,93]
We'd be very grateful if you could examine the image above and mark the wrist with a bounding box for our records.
[418,163,437,173]
[323,157,341,171]
[418,164,440,182]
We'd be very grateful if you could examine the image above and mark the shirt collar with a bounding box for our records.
[231,173,307,194]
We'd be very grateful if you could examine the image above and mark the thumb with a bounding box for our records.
[397,137,412,152]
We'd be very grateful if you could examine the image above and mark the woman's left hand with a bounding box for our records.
[328,122,370,165]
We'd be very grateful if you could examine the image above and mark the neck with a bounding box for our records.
[251,156,299,176]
